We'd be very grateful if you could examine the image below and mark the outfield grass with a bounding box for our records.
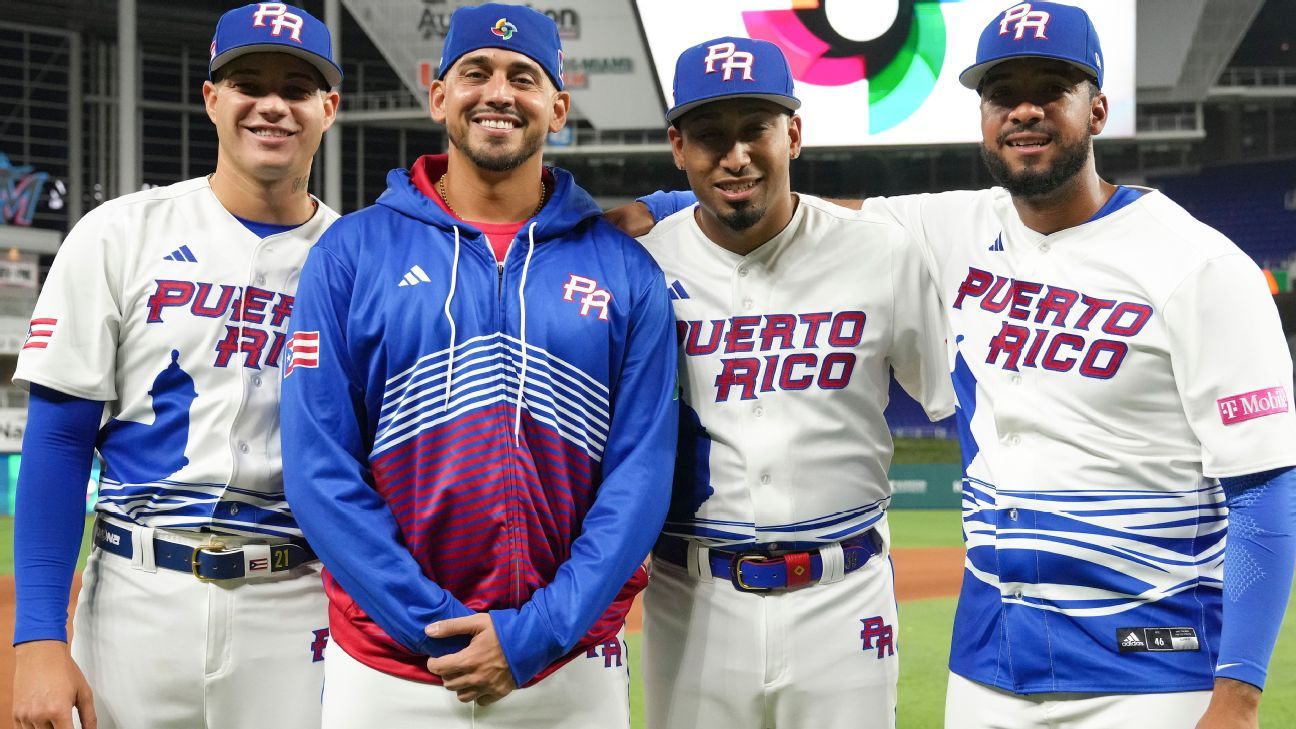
[893,437,962,466]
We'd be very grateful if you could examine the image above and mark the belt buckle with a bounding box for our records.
[730,551,777,594]
[191,539,228,582]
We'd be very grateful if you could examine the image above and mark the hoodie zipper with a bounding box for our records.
[491,235,523,607]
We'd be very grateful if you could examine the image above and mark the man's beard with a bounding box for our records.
[981,131,1091,198]
[717,202,764,232]
[449,122,544,172]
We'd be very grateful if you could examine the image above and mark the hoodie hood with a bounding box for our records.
[375,154,603,243]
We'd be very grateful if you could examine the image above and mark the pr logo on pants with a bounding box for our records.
[860,617,894,659]
[309,627,330,662]
[585,639,623,668]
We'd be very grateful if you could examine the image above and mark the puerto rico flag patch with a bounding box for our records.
[1217,386,1290,425]
[22,317,57,350]
[285,331,320,376]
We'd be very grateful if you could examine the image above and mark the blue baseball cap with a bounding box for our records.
[959,1,1103,90]
[667,36,801,124]
[437,3,565,90]
[210,3,342,89]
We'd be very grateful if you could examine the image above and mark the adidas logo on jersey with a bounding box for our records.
[164,245,198,262]
[398,265,432,287]
[668,279,690,300]
[1120,630,1145,648]
[988,234,1004,252]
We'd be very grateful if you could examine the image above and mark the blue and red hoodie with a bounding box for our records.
[281,155,677,687]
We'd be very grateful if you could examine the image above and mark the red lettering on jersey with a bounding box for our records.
[1074,295,1115,330]
[715,358,760,400]
[1079,340,1127,379]
[265,330,289,368]
[241,287,274,324]
[191,283,237,318]
[147,280,196,323]
[828,311,867,348]
[1022,328,1049,368]
[1101,303,1153,337]
[725,316,761,353]
[684,320,725,356]
[269,293,295,328]
[818,352,856,389]
[760,314,797,350]
[760,355,779,393]
[980,277,1013,314]
[798,312,831,347]
[214,326,242,367]
[987,323,1030,371]
[1034,286,1078,326]
[239,327,270,368]
[953,268,994,309]
[1007,281,1043,320]
[1041,333,1085,371]
[778,353,815,390]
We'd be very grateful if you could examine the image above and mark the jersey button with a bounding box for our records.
[238,442,250,453]
[228,503,240,516]
[737,266,749,277]
[1008,508,1019,521]
[742,298,755,311]
[1010,374,1022,385]
[1040,242,1051,253]
[753,405,764,417]
[760,474,771,485]
[1006,434,1021,446]
[252,375,263,387]
[256,275,267,286]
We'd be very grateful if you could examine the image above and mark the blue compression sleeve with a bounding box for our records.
[13,384,103,645]
[1217,466,1296,690]
[636,190,696,223]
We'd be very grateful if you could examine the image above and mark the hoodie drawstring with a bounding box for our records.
[442,226,461,411]
[513,222,538,444]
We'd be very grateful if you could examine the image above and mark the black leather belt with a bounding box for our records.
[653,531,880,594]
[93,518,317,581]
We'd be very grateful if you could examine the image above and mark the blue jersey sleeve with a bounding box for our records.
[489,254,678,686]
[637,190,697,223]
[1217,466,1296,690]
[13,384,103,645]
[281,242,474,658]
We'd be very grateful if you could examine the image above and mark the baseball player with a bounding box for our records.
[635,37,954,729]
[627,4,1296,728]
[10,5,341,728]
[278,4,677,728]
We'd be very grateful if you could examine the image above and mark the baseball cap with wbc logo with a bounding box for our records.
[209,3,343,89]
[436,3,566,90]
[959,1,1104,91]
[667,36,801,124]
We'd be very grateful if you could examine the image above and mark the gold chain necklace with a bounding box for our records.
[437,173,548,220]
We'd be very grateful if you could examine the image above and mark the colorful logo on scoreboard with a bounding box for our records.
[740,0,961,133]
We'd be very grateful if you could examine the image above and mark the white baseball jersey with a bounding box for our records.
[863,187,1296,694]
[14,176,338,538]
[637,195,954,549]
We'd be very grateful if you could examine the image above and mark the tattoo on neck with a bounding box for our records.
[291,177,308,193]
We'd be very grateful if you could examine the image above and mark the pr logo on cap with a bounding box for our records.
[703,42,754,82]
[491,18,518,40]
[252,3,305,43]
[999,3,1051,40]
